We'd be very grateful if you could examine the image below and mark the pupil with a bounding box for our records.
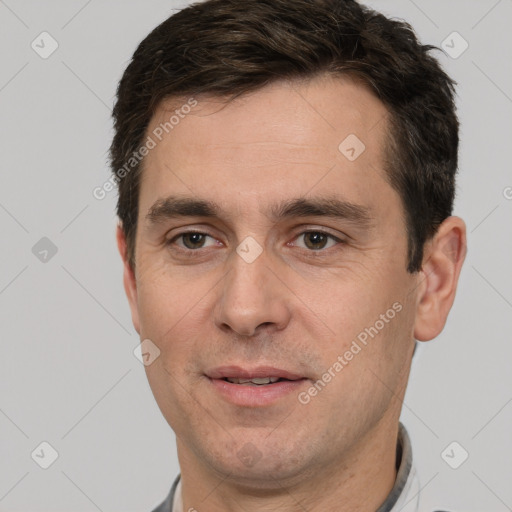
[306,232,326,250]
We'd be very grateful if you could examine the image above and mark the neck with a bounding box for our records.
[176,417,400,512]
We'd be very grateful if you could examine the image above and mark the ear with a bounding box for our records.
[414,216,467,342]
[116,223,140,335]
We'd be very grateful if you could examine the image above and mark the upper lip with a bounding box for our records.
[206,365,304,381]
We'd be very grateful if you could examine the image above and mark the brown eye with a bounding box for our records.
[295,231,340,251]
[303,232,329,250]
[168,232,217,252]
[181,233,207,249]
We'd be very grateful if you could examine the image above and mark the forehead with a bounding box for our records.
[139,74,395,218]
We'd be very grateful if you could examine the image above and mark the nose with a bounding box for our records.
[214,246,292,337]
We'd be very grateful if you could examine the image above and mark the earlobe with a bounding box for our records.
[413,216,467,342]
[116,223,141,335]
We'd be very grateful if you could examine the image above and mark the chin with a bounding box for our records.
[203,440,312,489]
[222,462,306,490]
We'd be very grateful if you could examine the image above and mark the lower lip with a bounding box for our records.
[207,377,308,407]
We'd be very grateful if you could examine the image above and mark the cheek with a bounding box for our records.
[135,258,207,340]
[310,299,414,428]
[310,270,393,341]
[313,266,414,377]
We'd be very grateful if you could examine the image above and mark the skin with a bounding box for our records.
[117,74,466,511]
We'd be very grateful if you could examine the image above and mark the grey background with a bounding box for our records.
[0,0,511,511]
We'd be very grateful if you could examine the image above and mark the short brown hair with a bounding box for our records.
[110,0,459,273]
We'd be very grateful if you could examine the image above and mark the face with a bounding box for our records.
[121,75,426,486]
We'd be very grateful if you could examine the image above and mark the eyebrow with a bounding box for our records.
[145,195,374,228]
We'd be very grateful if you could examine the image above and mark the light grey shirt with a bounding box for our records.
[151,422,447,512]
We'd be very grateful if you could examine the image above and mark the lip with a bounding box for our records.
[205,365,308,407]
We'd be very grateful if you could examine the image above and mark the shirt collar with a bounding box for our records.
[153,421,419,512]
[377,421,420,512]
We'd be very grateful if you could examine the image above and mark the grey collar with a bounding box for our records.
[376,421,413,512]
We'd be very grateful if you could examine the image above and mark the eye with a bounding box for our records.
[292,231,342,251]
[168,232,218,251]
[166,229,343,254]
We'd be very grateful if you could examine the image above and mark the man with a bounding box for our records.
[110,0,466,510]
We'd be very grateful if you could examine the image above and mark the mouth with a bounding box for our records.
[206,365,305,382]
[205,365,308,406]
[221,376,293,385]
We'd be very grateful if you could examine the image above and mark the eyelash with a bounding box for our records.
[166,230,344,256]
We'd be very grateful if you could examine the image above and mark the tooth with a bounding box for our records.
[250,377,271,384]
[225,376,282,385]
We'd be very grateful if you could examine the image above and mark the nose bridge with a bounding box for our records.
[214,242,290,336]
